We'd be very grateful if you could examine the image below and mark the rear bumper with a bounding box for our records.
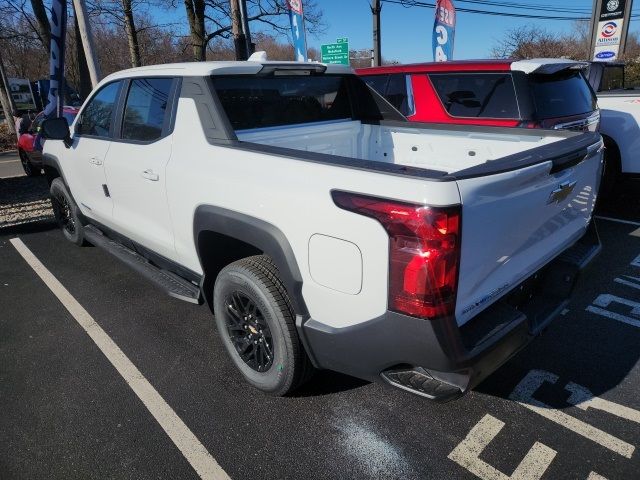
[301,221,601,401]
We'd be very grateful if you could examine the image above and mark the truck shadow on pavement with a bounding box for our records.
[293,370,369,397]
[475,219,640,410]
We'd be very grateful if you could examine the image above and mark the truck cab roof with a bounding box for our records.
[101,60,353,83]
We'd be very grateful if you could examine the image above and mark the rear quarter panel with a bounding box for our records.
[166,95,461,328]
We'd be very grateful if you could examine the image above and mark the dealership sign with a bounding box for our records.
[592,0,628,61]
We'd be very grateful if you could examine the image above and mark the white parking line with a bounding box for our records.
[448,414,556,480]
[594,216,640,227]
[509,370,635,459]
[587,473,608,480]
[9,237,230,480]
[565,382,640,425]
[586,294,640,329]
[614,275,640,291]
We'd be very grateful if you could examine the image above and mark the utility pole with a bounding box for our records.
[230,0,248,60]
[371,0,382,67]
[72,0,101,86]
[0,51,17,137]
[239,0,253,56]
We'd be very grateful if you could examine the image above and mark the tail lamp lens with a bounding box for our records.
[332,191,461,320]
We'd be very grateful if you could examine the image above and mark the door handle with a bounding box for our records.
[89,156,103,165]
[141,169,159,181]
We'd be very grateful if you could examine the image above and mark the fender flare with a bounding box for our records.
[193,205,308,316]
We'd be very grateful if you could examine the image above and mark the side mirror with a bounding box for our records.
[41,117,72,148]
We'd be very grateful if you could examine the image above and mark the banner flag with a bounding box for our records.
[286,0,308,62]
[432,0,456,62]
[44,0,67,119]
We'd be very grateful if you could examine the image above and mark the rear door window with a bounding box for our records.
[528,71,597,118]
[429,73,520,119]
[121,78,174,142]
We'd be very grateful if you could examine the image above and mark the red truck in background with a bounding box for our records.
[357,58,599,132]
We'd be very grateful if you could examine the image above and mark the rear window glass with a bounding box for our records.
[429,73,519,119]
[600,66,625,91]
[529,71,597,118]
[212,75,354,130]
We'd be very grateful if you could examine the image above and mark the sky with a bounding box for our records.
[157,1,640,63]
[308,0,640,62]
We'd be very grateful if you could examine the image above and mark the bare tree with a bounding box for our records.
[121,0,141,66]
[2,0,50,51]
[184,0,206,61]
[88,0,176,67]
[30,0,51,50]
[491,23,591,61]
[183,0,325,61]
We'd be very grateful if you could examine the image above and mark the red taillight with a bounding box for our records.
[332,191,461,320]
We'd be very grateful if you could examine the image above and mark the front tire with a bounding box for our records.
[50,178,86,246]
[213,255,313,395]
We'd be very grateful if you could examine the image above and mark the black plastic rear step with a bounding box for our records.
[381,367,462,402]
[84,225,202,304]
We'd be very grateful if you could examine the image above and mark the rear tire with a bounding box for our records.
[50,178,86,246]
[19,150,41,177]
[213,255,313,395]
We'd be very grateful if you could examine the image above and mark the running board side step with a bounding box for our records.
[83,225,202,304]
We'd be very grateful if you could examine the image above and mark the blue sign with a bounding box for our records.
[432,0,456,62]
[596,50,617,59]
[287,1,307,62]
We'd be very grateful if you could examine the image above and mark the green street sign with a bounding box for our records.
[321,40,349,66]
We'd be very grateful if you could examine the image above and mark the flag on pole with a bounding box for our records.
[44,0,67,119]
[286,0,308,62]
[432,0,455,62]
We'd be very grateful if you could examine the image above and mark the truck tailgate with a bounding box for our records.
[454,134,603,326]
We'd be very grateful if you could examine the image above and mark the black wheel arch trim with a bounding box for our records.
[193,205,309,317]
[42,153,86,222]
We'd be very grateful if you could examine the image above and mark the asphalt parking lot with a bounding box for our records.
[1,163,640,479]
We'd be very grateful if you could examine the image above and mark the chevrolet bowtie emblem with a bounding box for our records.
[547,180,577,205]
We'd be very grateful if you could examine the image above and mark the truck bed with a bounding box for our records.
[236,120,564,174]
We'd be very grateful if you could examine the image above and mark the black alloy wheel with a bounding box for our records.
[49,178,85,246]
[52,189,76,236]
[224,291,274,372]
[213,255,314,395]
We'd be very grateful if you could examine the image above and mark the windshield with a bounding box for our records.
[529,71,597,119]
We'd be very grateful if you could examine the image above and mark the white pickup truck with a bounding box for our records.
[587,62,640,192]
[40,59,602,401]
